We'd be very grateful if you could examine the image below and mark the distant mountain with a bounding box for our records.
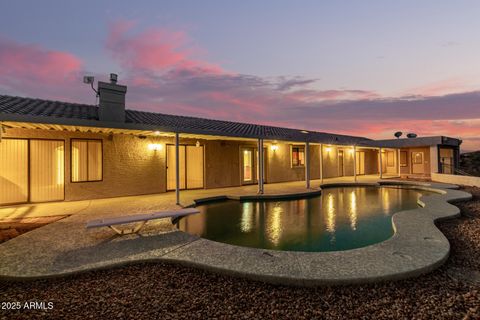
[459,151,480,176]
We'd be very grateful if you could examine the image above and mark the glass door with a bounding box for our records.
[0,139,29,205]
[241,148,254,184]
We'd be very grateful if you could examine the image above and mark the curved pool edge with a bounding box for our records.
[166,182,472,286]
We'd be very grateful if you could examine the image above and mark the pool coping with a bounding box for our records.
[0,180,472,286]
[164,181,472,286]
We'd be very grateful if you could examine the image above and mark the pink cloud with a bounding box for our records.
[106,20,223,75]
[402,77,471,97]
[0,37,85,101]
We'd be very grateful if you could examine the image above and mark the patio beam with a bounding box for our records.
[175,132,180,205]
[305,142,311,189]
[258,138,264,194]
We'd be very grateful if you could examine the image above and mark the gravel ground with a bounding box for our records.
[1,187,479,320]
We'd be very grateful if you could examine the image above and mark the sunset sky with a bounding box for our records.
[1,1,480,151]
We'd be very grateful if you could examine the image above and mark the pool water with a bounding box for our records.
[177,186,433,252]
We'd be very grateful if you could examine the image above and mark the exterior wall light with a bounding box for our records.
[148,143,162,151]
[270,144,279,151]
[196,141,201,147]
[349,148,355,154]
[325,147,332,152]
[154,131,161,135]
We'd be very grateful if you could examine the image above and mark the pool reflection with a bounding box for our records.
[178,186,430,252]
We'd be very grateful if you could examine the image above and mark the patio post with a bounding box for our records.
[258,138,264,194]
[175,132,180,205]
[305,142,310,189]
[353,145,357,182]
[379,147,383,179]
[319,143,323,184]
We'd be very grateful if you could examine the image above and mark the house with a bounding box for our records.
[0,75,462,206]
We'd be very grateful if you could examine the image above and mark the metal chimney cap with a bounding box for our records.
[110,73,118,84]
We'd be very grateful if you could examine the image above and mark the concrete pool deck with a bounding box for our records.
[0,178,472,286]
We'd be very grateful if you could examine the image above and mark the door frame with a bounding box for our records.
[411,151,425,174]
[165,143,205,191]
[240,146,256,185]
[0,137,66,205]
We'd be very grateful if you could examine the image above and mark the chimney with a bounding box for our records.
[98,73,127,122]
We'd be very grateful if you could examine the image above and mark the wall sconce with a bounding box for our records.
[196,141,201,148]
[270,144,278,151]
[325,147,332,152]
[154,131,161,136]
[148,143,162,151]
[348,148,354,154]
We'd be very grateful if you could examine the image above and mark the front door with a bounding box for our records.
[241,148,255,184]
[411,151,425,174]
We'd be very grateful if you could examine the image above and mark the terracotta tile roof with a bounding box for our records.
[0,94,371,144]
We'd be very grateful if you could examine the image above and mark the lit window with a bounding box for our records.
[71,139,103,182]
[291,146,305,167]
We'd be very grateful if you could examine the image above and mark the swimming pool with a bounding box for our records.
[177,186,434,252]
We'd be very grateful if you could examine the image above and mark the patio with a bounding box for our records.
[0,174,399,220]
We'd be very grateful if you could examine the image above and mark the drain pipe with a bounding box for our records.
[175,132,180,205]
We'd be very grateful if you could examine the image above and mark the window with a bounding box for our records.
[400,151,408,167]
[291,146,305,167]
[71,139,102,182]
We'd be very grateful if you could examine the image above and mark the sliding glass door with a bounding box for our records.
[166,144,204,190]
[0,139,65,205]
[0,139,28,205]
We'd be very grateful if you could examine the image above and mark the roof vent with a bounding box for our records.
[406,133,417,139]
[97,74,127,122]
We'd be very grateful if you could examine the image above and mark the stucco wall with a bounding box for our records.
[266,143,320,183]
[204,140,251,188]
[431,173,480,187]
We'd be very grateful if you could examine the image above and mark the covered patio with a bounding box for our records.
[0,175,399,220]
